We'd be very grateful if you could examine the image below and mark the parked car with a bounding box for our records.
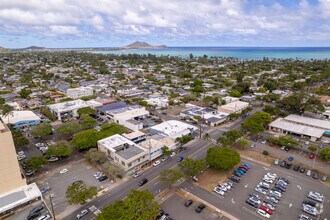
[153,160,161,166]
[98,175,108,182]
[299,167,306,173]
[228,175,240,183]
[288,156,294,161]
[309,153,315,159]
[280,160,286,167]
[161,156,169,162]
[76,209,88,219]
[195,203,206,213]
[312,172,319,179]
[303,200,316,207]
[293,165,300,171]
[134,171,143,178]
[250,143,255,148]
[257,209,270,219]
[308,191,324,202]
[184,199,193,207]
[302,204,318,216]
[261,140,267,144]
[274,159,279,165]
[306,170,312,176]
[241,163,251,169]
[246,199,258,208]
[259,205,273,215]
[321,175,328,181]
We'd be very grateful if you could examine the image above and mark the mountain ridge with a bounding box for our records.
[124,41,167,49]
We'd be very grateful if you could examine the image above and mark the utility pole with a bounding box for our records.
[49,194,56,220]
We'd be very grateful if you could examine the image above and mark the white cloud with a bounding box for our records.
[0,0,329,44]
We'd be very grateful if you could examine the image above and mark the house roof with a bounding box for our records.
[1,111,40,124]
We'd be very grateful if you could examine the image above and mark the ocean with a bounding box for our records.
[94,47,330,60]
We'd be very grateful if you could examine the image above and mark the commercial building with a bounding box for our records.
[218,100,249,114]
[122,131,146,143]
[106,104,149,131]
[145,97,169,108]
[0,110,41,129]
[98,134,148,174]
[48,99,102,120]
[150,120,198,139]
[269,114,330,141]
[66,87,93,99]
[0,120,42,216]
[139,135,176,161]
[180,106,228,127]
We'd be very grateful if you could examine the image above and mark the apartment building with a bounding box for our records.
[66,87,93,99]
[98,134,148,174]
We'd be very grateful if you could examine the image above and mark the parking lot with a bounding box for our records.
[212,159,330,220]
[8,201,51,220]
[161,194,228,220]
[36,160,111,214]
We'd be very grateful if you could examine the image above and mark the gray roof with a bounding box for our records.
[96,102,127,114]
[0,191,25,207]
[116,145,144,160]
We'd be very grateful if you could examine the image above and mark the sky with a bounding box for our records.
[0,0,329,48]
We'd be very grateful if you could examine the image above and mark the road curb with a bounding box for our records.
[179,188,240,220]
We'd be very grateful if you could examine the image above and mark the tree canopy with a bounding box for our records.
[66,183,97,205]
[206,147,240,170]
[319,148,330,160]
[12,130,29,147]
[241,111,272,133]
[85,148,107,165]
[25,156,47,172]
[217,130,243,147]
[178,158,206,176]
[56,122,81,135]
[266,136,299,147]
[77,107,96,116]
[45,141,72,158]
[30,122,52,138]
[159,169,184,185]
[97,190,160,220]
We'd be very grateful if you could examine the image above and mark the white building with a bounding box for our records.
[66,87,93,99]
[269,114,330,141]
[150,120,198,139]
[98,134,148,173]
[218,101,249,114]
[145,97,169,109]
[107,105,149,131]
[0,111,41,129]
[48,99,102,120]
[222,96,240,104]
[139,135,176,161]
[180,107,229,127]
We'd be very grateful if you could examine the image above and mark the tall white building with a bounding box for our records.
[66,87,93,99]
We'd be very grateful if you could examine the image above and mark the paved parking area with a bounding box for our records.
[8,201,51,220]
[36,160,111,215]
[161,194,227,220]
[216,159,330,220]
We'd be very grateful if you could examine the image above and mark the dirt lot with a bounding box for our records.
[195,168,232,192]
[234,147,275,165]
[167,106,185,115]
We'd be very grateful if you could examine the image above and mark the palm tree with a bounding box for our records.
[0,104,14,124]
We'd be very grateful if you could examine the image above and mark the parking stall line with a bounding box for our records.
[242,206,264,220]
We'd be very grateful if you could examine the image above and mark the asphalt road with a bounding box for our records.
[63,123,229,220]
[62,109,260,220]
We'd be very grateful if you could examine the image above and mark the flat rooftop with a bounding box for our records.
[151,120,197,138]
[48,99,91,112]
[1,110,40,124]
[0,183,41,214]
[181,106,228,122]
[269,118,325,138]
[285,114,330,130]
[123,131,146,140]
[98,134,146,160]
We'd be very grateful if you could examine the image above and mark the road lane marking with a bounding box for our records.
[297,185,302,190]
[289,203,292,208]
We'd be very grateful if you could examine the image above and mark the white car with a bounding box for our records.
[60,168,68,174]
[153,160,161,166]
[308,191,324,202]
[214,187,225,195]
[255,187,267,195]
[274,159,279,165]
[257,209,270,219]
[17,151,25,156]
[170,152,176,157]
[266,172,277,179]
[249,196,261,204]
[263,177,274,184]
[258,182,270,189]
[261,140,267,144]
[161,156,169,162]
[77,209,88,219]
[250,143,255,148]
[270,190,282,198]
[17,154,26,161]
[134,171,143,178]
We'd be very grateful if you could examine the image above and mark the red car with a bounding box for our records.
[309,153,315,159]
[259,205,273,215]
[239,166,248,171]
